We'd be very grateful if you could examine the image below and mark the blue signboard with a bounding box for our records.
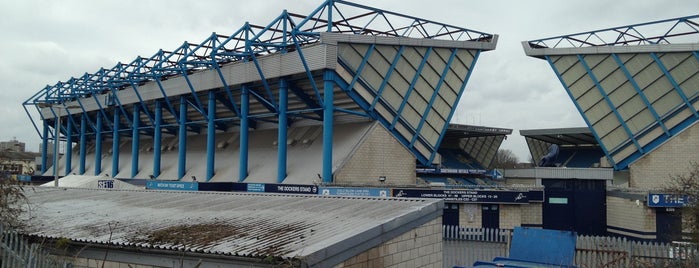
[319,187,389,197]
[647,193,690,207]
[392,188,544,204]
[146,181,198,191]
[97,180,114,189]
[247,183,265,192]
[265,183,318,194]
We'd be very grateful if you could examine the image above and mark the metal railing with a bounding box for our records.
[442,226,698,268]
[0,224,68,268]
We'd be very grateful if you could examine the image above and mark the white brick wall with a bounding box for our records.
[457,203,541,228]
[335,217,443,268]
[630,122,699,190]
[335,123,416,186]
[606,196,656,239]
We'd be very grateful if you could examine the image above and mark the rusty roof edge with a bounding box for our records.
[300,199,444,267]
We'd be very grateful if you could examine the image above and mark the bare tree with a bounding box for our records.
[0,177,29,230]
[664,162,699,244]
[491,149,519,169]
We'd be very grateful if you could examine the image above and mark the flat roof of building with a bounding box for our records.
[22,187,442,267]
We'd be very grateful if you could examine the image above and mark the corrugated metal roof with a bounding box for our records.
[21,187,441,265]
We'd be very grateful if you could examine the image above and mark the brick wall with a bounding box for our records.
[629,122,699,189]
[606,196,656,239]
[335,217,442,268]
[521,203,542,227]
[457,203,541,228]
[335,123,416,186]
[500,205,522,229]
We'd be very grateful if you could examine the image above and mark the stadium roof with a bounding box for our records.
[522,15,699,170]
[22,187,442,267]
[520,127,597,146]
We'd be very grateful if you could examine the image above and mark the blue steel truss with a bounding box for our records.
[528,15,699,48]
[24,0,494,182]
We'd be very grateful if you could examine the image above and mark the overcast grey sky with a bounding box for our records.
[1,0,696,161]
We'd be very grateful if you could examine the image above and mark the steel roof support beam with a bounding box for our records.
[95,113,103,176]
[278,79,288,183]
[412,48,458,148]
[111,109,120,178]
[370,46,406,111]
[611,54,671,137]
[53,114,59,178]
[578,54,644,154]
[79,115,87,175]
[391,47,433,130]
[206,91,216,182]
[650,52,699,119]
[544,55,616,169]
[431,50,479,164]
[64,116,73,175]
[322,70,334,183]
[239,85,250,182]
[178,97,187,180]
[153,101,162,179]
[131,104,140,178]
[41,121,49,174]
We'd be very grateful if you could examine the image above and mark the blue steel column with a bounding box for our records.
[178,97,187,180]
[206,91,216,181]
[239,86,249,182]
[79,114,86,174]
[41,121,48,174]
[65,115,72,175]
[95,114,103,175]
[112,110,120,178]
[278,79,288,183]
[153,101,162,178]
[53,114,59,177]
[131,104,140,178]
[322,70,334,183]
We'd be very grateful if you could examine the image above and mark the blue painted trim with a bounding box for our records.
[41,121,48,174]
[611,53,670,137]
[131,104,140,178]
[111,109,120,178]
[65,114,73,175]
[240,85,249,182]
[278,79,288,183]
[79,114,86,175]
[178,97,187,180]
[95,113,102,176]
[545,55,617,169]
[153,101,162,178]
[370,46,405,111]
[392,47,433,130]
[650,52,699,118]
[323,70,334,183]
[206,90,216,181]
[412,48,458,148]
[346,44,375,93]
[578,54,644,155]
[430,49,477,164]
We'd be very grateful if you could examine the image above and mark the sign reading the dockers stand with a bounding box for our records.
[391,188,544,204]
